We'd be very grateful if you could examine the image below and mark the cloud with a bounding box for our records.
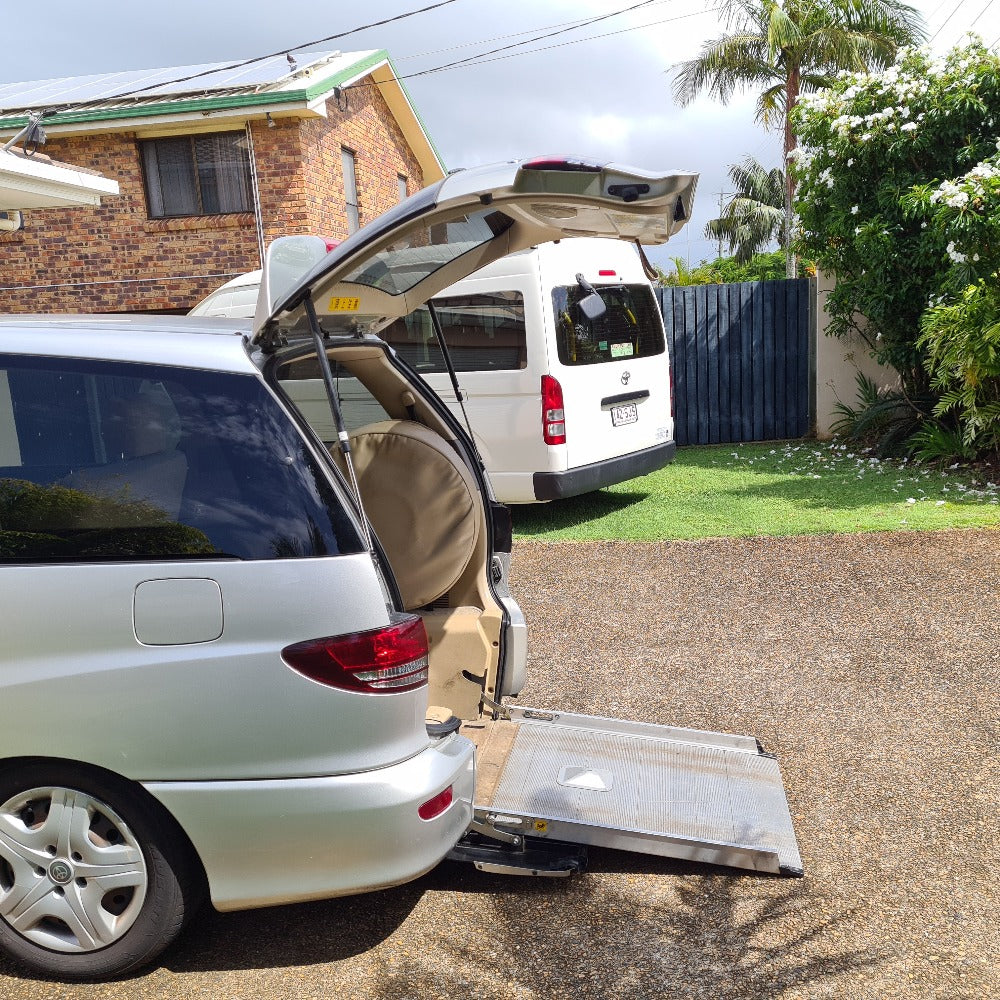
[0,0,973,271]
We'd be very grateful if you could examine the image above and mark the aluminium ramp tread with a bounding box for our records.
[478,708,802,876]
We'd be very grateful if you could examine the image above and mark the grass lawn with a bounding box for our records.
[511,441,1000,541]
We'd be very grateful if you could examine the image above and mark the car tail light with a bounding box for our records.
[598,269,617,277]
[418,786,453,821]
[541,375,566,445]
[282,615,429,693]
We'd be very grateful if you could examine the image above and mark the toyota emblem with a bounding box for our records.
[621,371,631,386]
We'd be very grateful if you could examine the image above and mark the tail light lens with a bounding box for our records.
[542,374,566,445]
[282,614,429,693]
[418,785,454,820]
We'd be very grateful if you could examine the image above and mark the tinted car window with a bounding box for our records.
[339,208,514,296]
[382,292,527,373]
[0,355,362,562]
[552,283,665,366]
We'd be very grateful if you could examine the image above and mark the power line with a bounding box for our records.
[38,0,464,113]
[394,1,676,62]
[930,0,974,43]
[347,5,721,88]
[390,0,665,82]
[969,0,997,30]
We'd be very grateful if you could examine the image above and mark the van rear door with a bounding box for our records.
[543,242,673,481]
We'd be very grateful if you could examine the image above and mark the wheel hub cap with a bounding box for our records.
[47,859,74,884]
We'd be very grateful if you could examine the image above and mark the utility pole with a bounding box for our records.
[714,189,730,259]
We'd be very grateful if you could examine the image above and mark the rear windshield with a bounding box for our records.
[0,355,362,563]
[552,283,664,366]
[340,208,515,297]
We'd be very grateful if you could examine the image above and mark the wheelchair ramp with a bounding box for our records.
[465,706,802,876]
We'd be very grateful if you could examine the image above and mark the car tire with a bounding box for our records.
[0,762,202,981]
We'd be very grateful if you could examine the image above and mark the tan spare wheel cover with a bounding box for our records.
[346,420,481,610]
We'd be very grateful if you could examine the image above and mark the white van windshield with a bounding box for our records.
[553,283,664,366]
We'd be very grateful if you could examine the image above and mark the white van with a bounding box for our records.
[191,237,674,503]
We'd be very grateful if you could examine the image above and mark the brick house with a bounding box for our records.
[0,50,445,313]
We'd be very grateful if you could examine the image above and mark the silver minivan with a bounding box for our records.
[1,157,801,982]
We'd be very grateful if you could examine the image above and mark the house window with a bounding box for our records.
[342,147,360,233]
[141,132,252,218]
[397,174,408,203]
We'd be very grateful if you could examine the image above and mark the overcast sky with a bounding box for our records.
[2,0,994,270]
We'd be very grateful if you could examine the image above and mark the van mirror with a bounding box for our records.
[574,273,607,320]
[577,291,607,321]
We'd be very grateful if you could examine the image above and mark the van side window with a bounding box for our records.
[383,292,527,373]
[553,284,665,366]
[0,355,362,563]
[273,354,392,440]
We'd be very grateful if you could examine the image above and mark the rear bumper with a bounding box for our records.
[145,733,476,911]
[532,440,676,501]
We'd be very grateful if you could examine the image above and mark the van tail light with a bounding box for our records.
[541,375,566,445]
[418,785,454,820]
[282,614,429,693]
[669,366,675,420]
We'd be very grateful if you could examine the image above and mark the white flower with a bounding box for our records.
[906,497,916,504]
[946,242,967,264]
[900,122,918,132]
[851,205,859,214]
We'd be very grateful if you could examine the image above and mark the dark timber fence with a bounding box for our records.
[655,278,814,447]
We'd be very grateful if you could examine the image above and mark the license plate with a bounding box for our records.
[610,403,638,426]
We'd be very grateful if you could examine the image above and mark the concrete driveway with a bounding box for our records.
[2,529,997,999]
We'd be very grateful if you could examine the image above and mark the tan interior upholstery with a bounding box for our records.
[340,420,482,610]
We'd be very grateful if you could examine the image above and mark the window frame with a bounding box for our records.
[140,131,253,220]
[342,147,360,233]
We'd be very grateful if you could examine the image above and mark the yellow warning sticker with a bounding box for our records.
[327,296,360,312]
[533,820,548,833]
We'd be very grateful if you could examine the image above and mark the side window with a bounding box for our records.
[0,355,362,563]
[342,148,360,233]
[382,292,527,373]
[141,132,252,218]
[274,354,392,441]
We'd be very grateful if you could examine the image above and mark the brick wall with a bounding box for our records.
[0,75,427,314]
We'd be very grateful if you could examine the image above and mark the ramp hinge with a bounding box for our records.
[467,815,523,847]
[480,694,510,721]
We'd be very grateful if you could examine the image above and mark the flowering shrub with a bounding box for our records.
[791,40,1000,454]
[907,153,1000,452]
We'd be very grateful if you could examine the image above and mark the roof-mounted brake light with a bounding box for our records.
[522,157,603,173]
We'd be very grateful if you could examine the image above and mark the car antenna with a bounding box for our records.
[302,297,374,552]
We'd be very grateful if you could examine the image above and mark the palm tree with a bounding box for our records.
[706,157,785,262]
[673,0,925,276]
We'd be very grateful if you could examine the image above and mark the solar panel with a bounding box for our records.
[0,50,372,113]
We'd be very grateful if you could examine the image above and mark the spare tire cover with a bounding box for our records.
[344,420,481,610]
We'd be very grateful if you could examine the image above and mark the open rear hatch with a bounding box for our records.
[253,157,801,878]
[455,706,802,877]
